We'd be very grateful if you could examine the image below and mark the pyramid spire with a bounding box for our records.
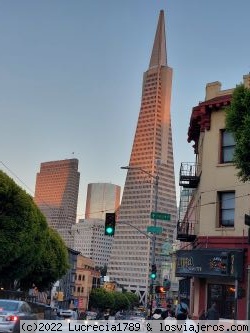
[149,10,167,68]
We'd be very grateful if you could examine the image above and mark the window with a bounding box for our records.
[207,284,235,319]
[219,192,235,227]
[220,130,235,163]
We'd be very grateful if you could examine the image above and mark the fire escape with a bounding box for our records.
[177,162,200,242]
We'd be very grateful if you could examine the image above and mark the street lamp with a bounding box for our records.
[121,164,159,318]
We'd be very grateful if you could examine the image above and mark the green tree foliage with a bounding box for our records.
[0,170,68,290]
[225,84,250,181]
[112,291,130,312]
[20,228,69,291]
[89,288,115,311]
[124,291,139,309]
[89,288,139,312]
[95,265,107,277]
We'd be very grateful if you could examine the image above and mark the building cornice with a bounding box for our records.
[188,94,231,154]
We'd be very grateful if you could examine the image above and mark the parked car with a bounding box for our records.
[0,299,37,333]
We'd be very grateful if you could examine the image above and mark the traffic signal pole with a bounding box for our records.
[121,161,160,319]
[149,166,159,318]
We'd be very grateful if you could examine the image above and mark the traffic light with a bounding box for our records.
[105,213,116,236]
[155,286,167,294]
[150,264,157,279]
[220,251,230,274]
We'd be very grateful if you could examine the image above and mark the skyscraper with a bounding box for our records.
[34,158,80,246]
[85,183,121,220]
[107,11,177,306]
[72,219,113,267]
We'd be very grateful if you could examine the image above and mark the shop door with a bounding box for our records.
[207,284,235,319]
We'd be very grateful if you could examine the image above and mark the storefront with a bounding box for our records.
[175,248,245,319]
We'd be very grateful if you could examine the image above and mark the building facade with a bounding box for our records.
[34,159,80,246]
[107,11,177,306]
[74,254,100,312]
[85,183,121,220]
[58,248,80,310]
[176,74,250,320]
[57,249,100,311]
[72,219,113,268]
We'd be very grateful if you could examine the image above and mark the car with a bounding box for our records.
[0,299,37,333]
[57,309,78,321]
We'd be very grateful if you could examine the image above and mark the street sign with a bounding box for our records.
[147,226,163,234]
[151,211,171,220]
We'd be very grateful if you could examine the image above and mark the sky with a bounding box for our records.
[1,0,250,219]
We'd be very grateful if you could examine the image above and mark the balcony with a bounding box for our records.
[176,221,197,242]
[179,162,200,188]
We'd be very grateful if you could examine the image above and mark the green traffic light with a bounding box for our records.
[106,227,114,234]
[150,273,156,279]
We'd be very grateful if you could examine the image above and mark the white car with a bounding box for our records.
[58,309,77,321]
[0,299,36,333]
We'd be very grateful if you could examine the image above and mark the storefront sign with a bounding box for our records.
[176,249,244,279]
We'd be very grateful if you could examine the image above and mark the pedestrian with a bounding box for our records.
[152,308,162,320]
[184,314,198,333]
[104,309,110,320]
[164,310,177,325]
[175,299,189,320]
[206,302,219,322]
[165,304,172,317]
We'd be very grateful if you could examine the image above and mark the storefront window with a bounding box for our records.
[207,284,235,319]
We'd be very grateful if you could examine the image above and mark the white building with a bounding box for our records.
[71,219,113,268]
[85,183,120,220]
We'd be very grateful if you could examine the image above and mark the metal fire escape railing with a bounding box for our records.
[176,220,197,242]
[179,162,200,188]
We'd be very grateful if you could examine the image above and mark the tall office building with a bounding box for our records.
[107,11,177,305]
[72,219,113,267]
[85,183,121,220]
[34,158,80,246]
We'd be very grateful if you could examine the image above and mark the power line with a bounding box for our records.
[0,160,118,221]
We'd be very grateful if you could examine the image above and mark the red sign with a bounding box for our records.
[78,298,84,308]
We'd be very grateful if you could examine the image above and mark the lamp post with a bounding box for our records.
[121,164,159,318]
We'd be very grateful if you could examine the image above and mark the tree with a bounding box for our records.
[89,288,115,311]
[0,170,68,290]
[124,291,139,309]
[225,84,250,181]
[20,228,69,291]
[95,264,107,277]
[112,291,130,312]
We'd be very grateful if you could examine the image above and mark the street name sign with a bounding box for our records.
[150,211,171,221]
[147,226,163,234]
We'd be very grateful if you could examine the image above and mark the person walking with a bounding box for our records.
[152,308,163,320]
[175,299,189,320]
[206,302,219,322]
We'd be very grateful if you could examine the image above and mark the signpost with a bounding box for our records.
[147,226,163,234]
[150,211,171,221]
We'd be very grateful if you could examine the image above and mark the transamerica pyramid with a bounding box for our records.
[107,10,177,306]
